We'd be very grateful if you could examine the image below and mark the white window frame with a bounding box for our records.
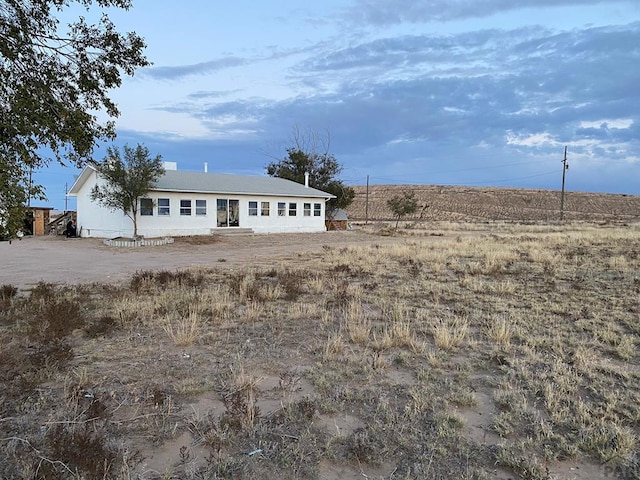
[180,199,192,216]
[158,198,170,216]
[195,199,207,216]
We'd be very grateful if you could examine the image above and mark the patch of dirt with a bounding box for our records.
[315,413,366,439]
[318,459,398,480]
[254,370,316,417]
[386,366,418,387]
[548,460,615,479]
[455,391,500,446]
[138,431,209,478]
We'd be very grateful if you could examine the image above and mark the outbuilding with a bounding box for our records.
[25,207,55,236]
[68,164,335,238]
[325,208,349,230]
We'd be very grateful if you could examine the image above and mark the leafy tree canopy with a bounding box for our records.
[387,190,419,230]
[90,144,164,237]
[266,128,355,213]
[0,0,149,238]
[0,162,28,239]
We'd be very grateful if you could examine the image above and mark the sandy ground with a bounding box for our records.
[0,231,401,290]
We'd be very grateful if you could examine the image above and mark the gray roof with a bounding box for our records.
[329,209,349,221]
[153,170,335,199]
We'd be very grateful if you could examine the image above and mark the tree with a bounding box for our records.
[387,190,419,230]
[0,0,149,237]
[90,144,164,237]
[0,166,29,240]
[266,128,355,214]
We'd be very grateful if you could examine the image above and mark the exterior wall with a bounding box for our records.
[325,220,348,231]
[75,170,131,238]
[74,172,328,238]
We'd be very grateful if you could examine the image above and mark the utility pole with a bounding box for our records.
[560,146,569,221]
[65,182,69,212]
[365,175,369,225]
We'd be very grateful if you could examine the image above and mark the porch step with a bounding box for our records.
[213,228,254,236]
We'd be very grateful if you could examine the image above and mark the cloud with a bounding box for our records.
[142,57,249,80]
[345,0,632,25]
[136,20,639,192]
[140,44,317,82]
[187,90,243,99]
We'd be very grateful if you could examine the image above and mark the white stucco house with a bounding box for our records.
[68,163,335,238]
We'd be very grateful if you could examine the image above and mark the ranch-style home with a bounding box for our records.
[68,163,335,238]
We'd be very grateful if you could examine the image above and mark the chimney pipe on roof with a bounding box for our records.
[304,171,309,188]
[204,162,208,173]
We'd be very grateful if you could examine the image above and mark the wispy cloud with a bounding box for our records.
[346,0,633,25]
[187,90,243,100]
[142,57,249,80]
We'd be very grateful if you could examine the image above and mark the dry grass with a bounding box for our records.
[163,311,204,346]
[1,221,639,479]
[433,317,469,350]
[347,184,640,222]
[486,313,514,346]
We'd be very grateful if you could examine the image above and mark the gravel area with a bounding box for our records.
[0,230,400,290]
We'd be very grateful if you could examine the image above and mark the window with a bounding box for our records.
[180,199,192,216]
[140,198,153,216]
[303,203,311,216]
[158,198,170,216]
[278,202,286,216]
[289,202,297,216]
[196,199,207,216]
[314,203,322,217]
[261,201,270,216]
[248,201,258,216]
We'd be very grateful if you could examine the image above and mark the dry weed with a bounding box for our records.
[162,311,203,346]
[433,317,469,350]
[323,331,345,361]
[486,314,513,346]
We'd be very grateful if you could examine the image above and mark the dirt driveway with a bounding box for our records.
[0,231,404,291]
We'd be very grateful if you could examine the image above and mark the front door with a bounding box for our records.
[217,199,240,227]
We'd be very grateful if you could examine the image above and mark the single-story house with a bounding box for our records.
[68,163,335,238]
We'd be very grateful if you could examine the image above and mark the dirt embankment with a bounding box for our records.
[348,185,640,222]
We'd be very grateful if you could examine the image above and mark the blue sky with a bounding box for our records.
[37,0,640,209]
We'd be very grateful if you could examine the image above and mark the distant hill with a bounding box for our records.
[346,185,640,222]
